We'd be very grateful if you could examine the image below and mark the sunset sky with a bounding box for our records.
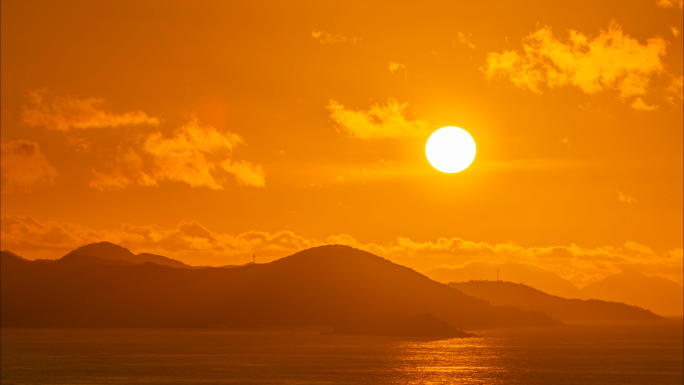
[1,0,682,287]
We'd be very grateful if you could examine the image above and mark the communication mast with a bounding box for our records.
[253,254,256,264]
[497,268,499,281]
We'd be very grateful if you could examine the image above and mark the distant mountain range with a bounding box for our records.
[450,281,663,322]
[580,270,683,316]
[426,262,683,316]
[425,262,582,299]
[65,242,194,268]
[0,244,562,331]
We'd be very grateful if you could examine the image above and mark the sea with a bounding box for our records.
[2,321,682,384]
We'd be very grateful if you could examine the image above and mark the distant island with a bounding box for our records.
[450,280,664,322]
[426,261,683,317]
[1,243,563,336]
[425,261,583,299]
[579,270,683,317]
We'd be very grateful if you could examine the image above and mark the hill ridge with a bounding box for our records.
[1,244,563,330]
[450,280,665,321]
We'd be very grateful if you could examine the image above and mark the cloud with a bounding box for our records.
[326,99,428,139]
[455,32,475,49]
[617,190,637,203]
[388,61,406,74]
[1,140,59,193]
[630,98,659,111]
[666,75,683,104]
[2,214,681,286]
[482,21,667,99]
[670,26,681,37]
[22,89,159,131]
[625,241,654,255]
[656,0,683,9]
[88,146,158,190]
[141,119,243,189]
[0,215,310,265]
[66,137,92,152]
[90,118,265,190]
[220,160,266,187]
[311,28,358,44]
[325,235,684,287]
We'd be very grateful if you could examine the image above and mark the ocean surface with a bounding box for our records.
[2,321,682,384]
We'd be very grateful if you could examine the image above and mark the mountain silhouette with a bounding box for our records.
[1,245,563,330]
[580,270,683,316]
[450,280,664,322]
[0,250,26,262]
[425,261,582,299]
[66,242,191,268]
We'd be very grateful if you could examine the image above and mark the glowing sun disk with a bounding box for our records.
[425,126,476,173]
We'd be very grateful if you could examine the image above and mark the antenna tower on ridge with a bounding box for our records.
[253,254,255,264]
[497,268,499,281]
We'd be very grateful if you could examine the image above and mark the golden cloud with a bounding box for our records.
[142,119,243,189]
[327,99,428,139]
[630,98,659,111]
[667,75,684,104]
[1,214,681,286]
[656,0,683,9]
[66,137,92,152]
[311,28,358,44]
[22,89,159,131]
[89,147,158,191]
[220,160,266,187]
[90,118,265,190]
[617,190,637,203]
[327,235,684,287]
[1,140,59,193]
[0,215,310,265]
[388,61,406,74]
[482,21,667,99]
[455,32,475,49]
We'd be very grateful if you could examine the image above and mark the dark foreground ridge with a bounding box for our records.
[450,281,665,322]
[1,245,563,331]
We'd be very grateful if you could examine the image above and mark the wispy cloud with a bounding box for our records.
[22,89,159,131]
[66,137,92,152]
[326,98,428,139]
[482,21,668,101]
[670,26,681,37]
[1,140,59,193]
[326,235,683,287]
[90,118,265,190]
[455,32,475,49]
[617,190,637,203]
[630,98,659,111]
[666,75,683,104]
[388,61,406,74]
[220,160,266,187]
[89,146,159,190]
[656,0,683,9]
[3,214,680,286]
[311,28,359,44]
[0,215,309,266]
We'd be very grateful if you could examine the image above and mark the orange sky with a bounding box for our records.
[1,0,682,287]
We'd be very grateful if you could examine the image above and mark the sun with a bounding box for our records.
[425,126,476,173]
